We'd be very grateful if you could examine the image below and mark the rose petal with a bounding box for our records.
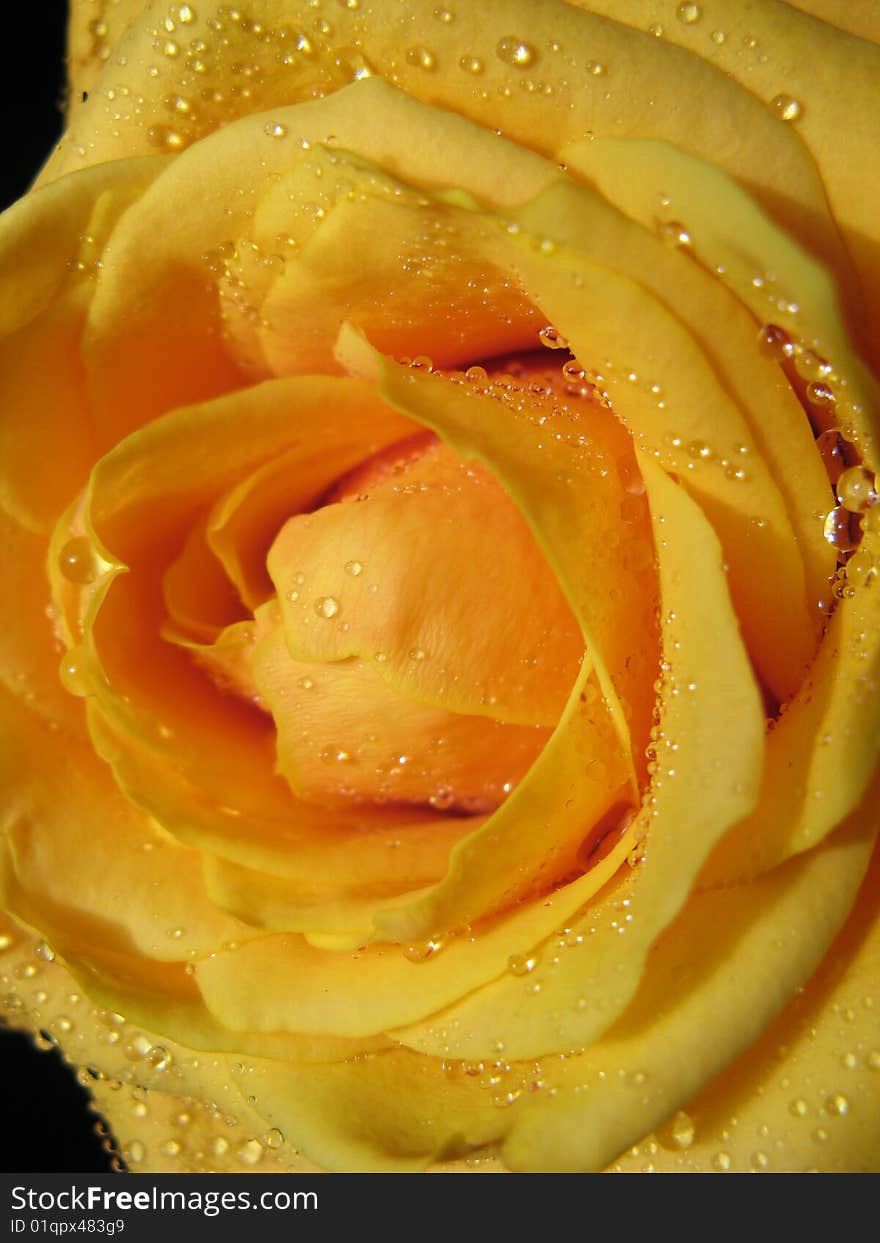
[512,177,835,624]
[498,212,820,701]
[255,632,552,811]
[565,0,880,361]
[393,456,764,1060]
[269,437,584,728]
[0,158,163,530]
[700,518,880,883]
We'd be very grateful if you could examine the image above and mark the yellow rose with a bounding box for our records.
[2,0,879,1174]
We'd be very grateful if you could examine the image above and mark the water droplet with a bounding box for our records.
[659,220,692,247]
[458,53,484,74]
[750,1150,769,1170]
[823,506,859,552]
[712,1151,732,1171]
[771,93,803,121]
[146,125,185,151]
[807,380,835,408]
[465,365,488,385]
[146,1045,172,1071]
[866,1050,880,1070]
[344,559,363,577]
[159,1138,182,1157]
[176,4,196,23]
[433,6,455,21]
[756,322,795,360]
[508,952,539,976]
[824,1092,850,1116]
[794,349,831,381]
[58,536,100,584]
[124,1140,145,1164]
[403,938,444,962]
[0,933,13,951]
[320,745,351,764]
[837,465,877,514]
[496,37,537,67]
[236,1139,263,1165]
[35,940,55,962]
[586,60,606,75]
[648,23,664,37]
[710,29,726,45]
[406,45,436,70]
[58,648,90,698]
[264,121,288,138]
[789,1097,809,1117]
[538,325,569,350]
[687,439,713,460]
[815,428,847,485]
[210,1136,230,1157]
[659,1109,695,1150]
[262,1127,284,1149]
[314,596,340,619]
[676,2,703,24]
[408,647,426,661]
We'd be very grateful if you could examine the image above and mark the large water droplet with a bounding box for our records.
[676,2,703,24]
[496,37,537,67]
[837,465,877,514]
[58,536,100,584]
[771,93,803,122]
[314,596,340,619]
[823,506,859,552]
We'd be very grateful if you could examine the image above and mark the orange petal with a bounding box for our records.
[268,436,584,728]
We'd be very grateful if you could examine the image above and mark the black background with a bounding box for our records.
[1,0,115,1173]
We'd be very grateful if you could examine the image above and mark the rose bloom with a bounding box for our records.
[1,0,879,1174]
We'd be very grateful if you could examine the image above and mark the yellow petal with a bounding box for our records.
[394,456,764,1060]
[504,810,878,1172]
[0,158,164,530]
[256,631,551,811]
[497,213,819,701]
[329,349,655,938]
[565,0,880,361]
[268,436,583,728]
[0,687,247,964]
[512,177,834,622]
[566,135,880,467]
[701,517,880,884]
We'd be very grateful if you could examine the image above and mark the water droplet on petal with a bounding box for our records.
[458,53,484,74]
[496,37,537,67]
[659,220,692,248]
[58,536,100,584]
[403,937,444,962]
[676,2,703,25]
[771,93,803,121]
[58,648,90,697]
[837,465,877,514]
[538,325,569,350]
[314,596,340,619]
[406,45,436,70]
[823,506,859,552]
[508,952,539,976]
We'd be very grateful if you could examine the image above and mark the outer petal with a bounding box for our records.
[612,842,880,1172]
[0,157,165,531]
[565,0,880,361]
